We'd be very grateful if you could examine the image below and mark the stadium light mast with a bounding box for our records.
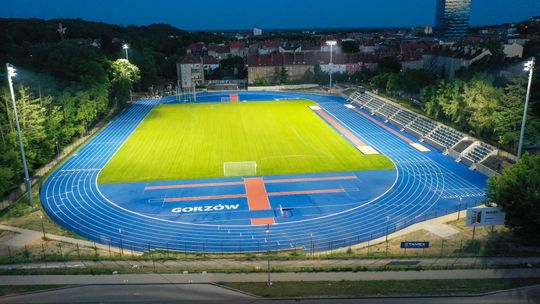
[517,58,535,159]
[122,44,129,61]
[326,40,337,93]
[6,63,34,205]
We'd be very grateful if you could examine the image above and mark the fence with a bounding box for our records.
[2,200,539,265]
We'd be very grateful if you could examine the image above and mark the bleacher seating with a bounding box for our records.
[353,94,372,107]
[408,116,438,136]
[463,143,494,163]
[377,103,400,119]
[427,126,464,149]
[392,110,418,127]
[364,97,385,113]
[348,91,497,165]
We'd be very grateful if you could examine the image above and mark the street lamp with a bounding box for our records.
[326,40,337,93]
[517,58,535,159]
[122,44,129,61]
[6,63,34,205]
[266,224,272,287]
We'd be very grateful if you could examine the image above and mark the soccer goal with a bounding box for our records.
[223,161,257,177]
[220,97,231,102]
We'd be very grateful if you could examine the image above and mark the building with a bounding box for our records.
[207,44,230,60]
[177,51,204,89]
[229,41,248,58]
[435,0,471,41]
[422,46,492,77]
[247,53,314,84]
[253,27,262,36]
[503,43,524,58]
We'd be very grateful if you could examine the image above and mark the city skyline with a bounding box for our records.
[1,0,539,31]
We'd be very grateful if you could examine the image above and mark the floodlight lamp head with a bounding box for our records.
[122,44,129,50]
[7,65,17,78]
[524,59,535,72]
[326,40,337,46]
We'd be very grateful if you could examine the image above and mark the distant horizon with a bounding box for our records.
[1,16,537,34]
[2,0,539,32]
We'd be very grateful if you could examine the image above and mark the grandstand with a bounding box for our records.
[348,91,501,174]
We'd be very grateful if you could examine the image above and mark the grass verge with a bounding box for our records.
[221,278,540,298]
[0,285,66,297]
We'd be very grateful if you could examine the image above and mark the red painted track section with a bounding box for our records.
[145,175,357,191]
[164,194,246,202]
[244,178,271,211]
[314,108,365,146]
[268,189,345,197]
[145,181,244,191]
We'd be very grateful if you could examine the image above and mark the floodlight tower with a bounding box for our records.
[326,40,337,93]
[517,58,535,159]
[122,44,129,61]
[6,63,34,205]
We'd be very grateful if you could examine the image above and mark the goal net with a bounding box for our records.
[221,97,231,102]
[223,161,257,177]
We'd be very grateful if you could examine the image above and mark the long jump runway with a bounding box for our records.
[40,92,487,253]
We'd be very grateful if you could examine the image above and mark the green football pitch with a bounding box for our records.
[98,100,394,184]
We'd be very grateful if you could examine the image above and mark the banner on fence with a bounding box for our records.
[466,207,506,227]
[400,241,429,249]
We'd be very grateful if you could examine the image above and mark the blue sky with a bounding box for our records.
[2,0,539,30]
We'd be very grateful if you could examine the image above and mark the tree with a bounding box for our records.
[377,57,401,74]
[253,77,267,86]
[341,41,359,53]
[486,154,540,242]
[273,66,289,85]
[109,59,140,108]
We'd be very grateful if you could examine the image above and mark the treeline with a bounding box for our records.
[0,41,140,199]
[0,18,226,89]
[0,18,225,200]
[420,75,540,151]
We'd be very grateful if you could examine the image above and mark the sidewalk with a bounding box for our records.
[2,256,540,271]
[1,268,540,285]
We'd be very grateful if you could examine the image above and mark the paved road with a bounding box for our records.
[0,284,255,303]
[2,256,540,271]
[1,283,539,303]
[1,268,540,285]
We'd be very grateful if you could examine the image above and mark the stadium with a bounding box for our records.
[40,90,488,253]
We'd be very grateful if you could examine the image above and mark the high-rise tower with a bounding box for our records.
[435,0,471,41]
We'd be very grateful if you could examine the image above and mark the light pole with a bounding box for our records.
[266,224,272,287]
[39,215,46,239]
[517,58,535,159]
[122,44,129,61]
[6,63,34,205]
[326,40,337,93]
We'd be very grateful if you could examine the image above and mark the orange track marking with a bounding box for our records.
[145,181,245,191]
[147,176,356,191]
[314,109,365,146]
[163,194,246,202]
[244,177,271,211]
[351,108,413,143]
[265,175,357,184]
[267,188,345,196]
[251,218,275,225]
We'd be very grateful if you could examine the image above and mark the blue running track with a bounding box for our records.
[40,91,488,253]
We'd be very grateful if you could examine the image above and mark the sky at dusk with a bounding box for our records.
[2,0,539,31]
